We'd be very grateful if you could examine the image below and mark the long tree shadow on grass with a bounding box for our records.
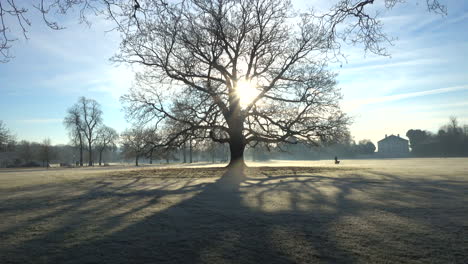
[1,166,467,263]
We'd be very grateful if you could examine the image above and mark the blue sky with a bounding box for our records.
[0,0,467,145]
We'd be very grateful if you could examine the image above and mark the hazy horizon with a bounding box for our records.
[0,0,467,145]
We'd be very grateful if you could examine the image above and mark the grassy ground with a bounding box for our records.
[0,158,467,263]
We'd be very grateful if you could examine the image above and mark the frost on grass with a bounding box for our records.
[0,158,467,263]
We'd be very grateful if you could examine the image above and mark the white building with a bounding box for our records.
[377,134,409,157]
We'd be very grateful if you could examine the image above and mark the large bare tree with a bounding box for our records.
[116,0,446,167]
[120,0,408,166]
[3,0,446,167]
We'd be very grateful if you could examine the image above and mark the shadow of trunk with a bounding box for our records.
[1,165,354,264]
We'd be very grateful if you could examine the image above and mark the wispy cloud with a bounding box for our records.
[18,118,63,124]
[87,65,135,99]
[37,62,134,99]
[343,85,468,112]
[338,58,444,75]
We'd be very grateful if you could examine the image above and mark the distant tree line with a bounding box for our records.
[1,96,233,168]
[0,97,121,168]
[246,132,376,161]
[5,107,464,167]
[406,117,468,157]
[120,126,230,166]
[2,116,378,167]
[0,134,122,168]
[0,133,68,168]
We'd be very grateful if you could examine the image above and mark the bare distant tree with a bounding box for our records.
[121,127,148,166]
[141,128,161,164]
[39,138,53,168]
[64,97,103,166]
[17,140,34,163]
[95,125,119,166]
[445,116,463,135]
[78,97,103,166]
[64,105,85,166]
[0,120,15,152]
[0,120,10,151]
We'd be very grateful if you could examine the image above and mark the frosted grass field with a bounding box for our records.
[1,158,467,263]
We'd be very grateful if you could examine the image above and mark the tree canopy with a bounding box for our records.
[0,120,15,152]
[407,117,468,157]
[0,0,446,63]
[120,0,351,166]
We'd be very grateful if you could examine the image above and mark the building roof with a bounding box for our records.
[378,134,408,143]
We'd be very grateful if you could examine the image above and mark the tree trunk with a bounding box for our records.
[227,116,246,167]
[88,142,93,166]
[79,143,83,167]
[228,140,245,167]
[135,155,139,166]
[99,150,103,166]
[149,149,153,164]
[189,139,192,163]
[183,142,187,163]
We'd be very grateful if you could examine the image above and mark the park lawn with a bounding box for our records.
[0,159,467,263]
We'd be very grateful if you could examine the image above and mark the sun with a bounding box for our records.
[235,78,260,108]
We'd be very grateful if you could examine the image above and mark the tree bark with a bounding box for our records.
[183,142,187,163]
[79,137,84,167]
[228,140,245,167]
[227,115,246,167]
[99,150,103,166]
[88,142,93,166]
[79,145,83,166]
[189,139,192,163]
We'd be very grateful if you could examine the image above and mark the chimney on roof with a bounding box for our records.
[385,134,387,138]
[398,134,400,137]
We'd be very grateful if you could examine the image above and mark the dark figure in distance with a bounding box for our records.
[335,156,340,164]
